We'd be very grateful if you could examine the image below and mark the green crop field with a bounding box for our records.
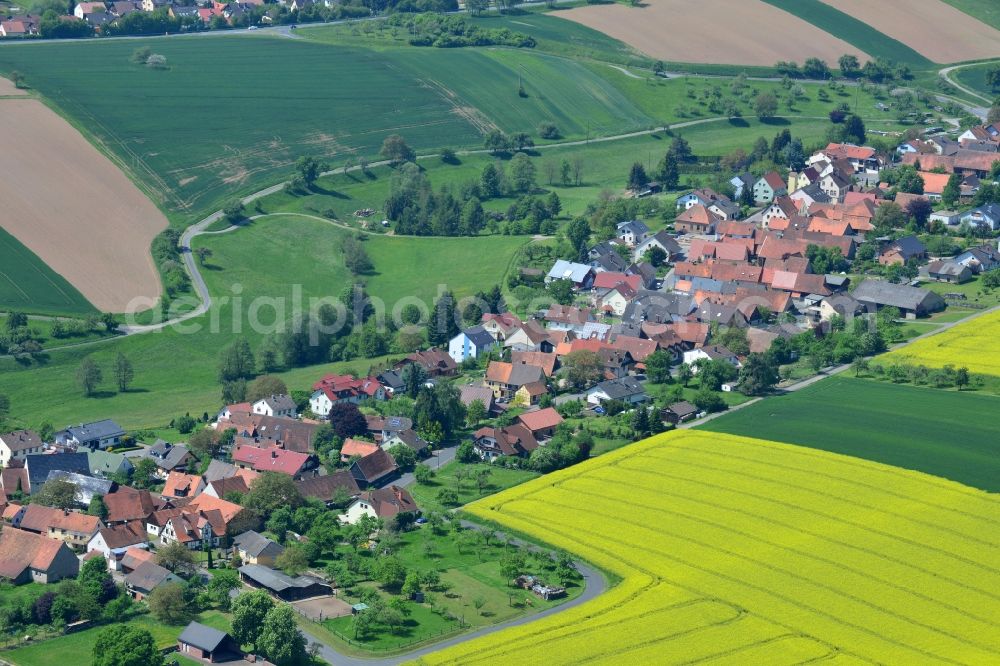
[943,0,1000,31]
[0,36,485,222]
[0,216,527,430]
[0,227,95,316]
[699,375,1000,492]
[761,0,933,68]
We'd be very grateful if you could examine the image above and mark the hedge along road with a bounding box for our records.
[301,521,608,666]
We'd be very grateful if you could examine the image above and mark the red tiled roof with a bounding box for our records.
[516,407,564,434]
[341,439,379,459]
[233,445,311,476]
[19,505,101,535]
[592,272,642,292]
[0,528,67,579]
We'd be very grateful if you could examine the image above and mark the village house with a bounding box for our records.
[160,510,226,550]
[878,236,927,266]
[341,485,418,525]
[201,475,251,500]
[753,171,787,204]
[309,374,385,417]
[586,377,648,406]
[16,504,102,550]
[485,361,546,402]
[252,394,297,419]
[55,420,125,450]
[472,425,539,461]
[23,452,90,495]
[134,440,194,479]
[448,325,498,363]
[616,219,650,246]
[340,438,380,463]
[185,494,257,536]
[87,520,149,558]
[382,429,430,456]
[402,348,458,377]
[481,312,523,341]
[232,530,284,566]
[545,260,595,289]
[683,345,742,371]
[0,527,79,584]
[296,471,360,507]
[588,241,629,273]
[87,449,133,479]
[954,244,1000,273]
[232,445,317,479]
[0,430,44,467]
[960,204,1000,232]
[103,487,167,524]
[125,561,181,600]
[926,260,973,284]
[349,448,399,488]
[661,401,699,425]
[161,471,205,500]
[516,407,564,440]
[674,204,720,234]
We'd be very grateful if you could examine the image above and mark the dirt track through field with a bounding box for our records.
[0,97,166,312]
[558,0,868,66]
[823,0,1000,63]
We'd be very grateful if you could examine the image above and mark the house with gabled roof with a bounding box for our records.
[125,561,181,600]
[252,394,297,419]
[616,220,650,246]
[753,171,787,204]
[55,420,125,451]
[634,231,683,263]
[879,235,927,266]
[448,325,498,363]
[674,204,720,234]
[481,312,523,341]
[87,520,148,558]
[23,452,90,495]
[162,471,205,500]
[545,260,595,289]
[588,241,629,273]
[342,485,418,524]
[516,407,564,439]
[340,438,379,463]
[296,471,360,507]
[852,279,945,318]
[0,527,79,584]
[0,430,44,467]
[17,505,102,550]
[233,445,317,479]
[233,531,284,567]
[349,448,399,488]
[485,361,545,401]
[586,377,648,405]
[472,425,538,461]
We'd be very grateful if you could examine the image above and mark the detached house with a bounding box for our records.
[87,520,149,558]
[0,527,79,584]
[634,231,683,263]
[309,374,385,417]
[233,531,284,567]
[472,425,539,461]
[753,172,787,204]
[586,377,648,406]
[162,471,205,500]
[55,420,125,450]
[484,361,546,402]
[125,561,181,600]
[616,220,649,246]
[448,325,497,363]
[252,394,297,419]
[341,485,418,525]
[545,260,595,289]
[349,448,399,488]
[232,445,317,479]
[674,205,720,235]
[0,430,43,467]
[17,505,102,550]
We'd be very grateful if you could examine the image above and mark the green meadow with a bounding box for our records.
[0,216,528,430]
[699,375,1000,492]
[942,0,1000,31]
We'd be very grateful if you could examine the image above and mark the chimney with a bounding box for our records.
[271,450,277,459]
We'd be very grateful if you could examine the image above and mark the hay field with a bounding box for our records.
[418,431,1000,665]
[557,0,868,66]
[0,97,166,312]
[884,307,1000,377]
[822,0,1000,62]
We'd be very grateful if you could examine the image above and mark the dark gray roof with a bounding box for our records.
[617,219,649,235]
[587,244,628,273]
[257,394,297,412]
[178,621,229,653]
[389,429,429,453]
[589,377,645,400]
[461,325,495,350]
[800,181,832,203]
[666,401,698,417]
[639,231,682,256]
[58,420,125,444]
[203,459,239,483]
[852,279,944,311]
[622,291,694,324]
[125,561,178,593]
[888,235,926,259]
[233,530,284,559]
[377,370,405,391]
[238,563,327,593]
[25,452,90,492]
[146,441,191,471]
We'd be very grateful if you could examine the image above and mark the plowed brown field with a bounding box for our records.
[0,96,166,312]
[823,0,1000,63]
[558,0,868,66]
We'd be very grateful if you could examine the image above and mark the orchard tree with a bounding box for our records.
[295,155,328,187]
[231,589,275,653]
[77,357,103,396]
[148,583,192,625]
[380,134,416,164]
[259,605,307,666]
[156,541,196,574]
[753,92,778,119]
[246,374,288,402]
[245,471,304,515]
[93,625,163,666]
[113,352,134,392]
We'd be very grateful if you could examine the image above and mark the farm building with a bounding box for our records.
[177,621,242,663]
[239,563,332,601]
[851,280,945,318]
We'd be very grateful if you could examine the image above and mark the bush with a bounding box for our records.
[537,122,560,140]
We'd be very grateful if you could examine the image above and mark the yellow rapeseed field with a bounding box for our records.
[884,307,1000,377]
[415,431,1000,665]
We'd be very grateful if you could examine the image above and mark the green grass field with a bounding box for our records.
[409,461,540,514]
[0,216,527,430]
[699,375,1000,492]
[0,227,95,316]
[952,61,998,99]
[0,36,485,222]
[943,0,1000,31]
[3,611,230,666]
[761,0,933,68]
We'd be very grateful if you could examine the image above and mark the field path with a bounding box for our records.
[939,62,997,106]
